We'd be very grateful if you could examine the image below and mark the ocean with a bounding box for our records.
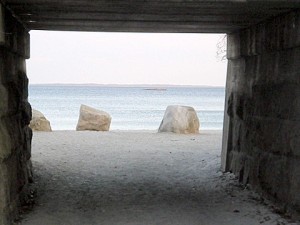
[28,85,225,131]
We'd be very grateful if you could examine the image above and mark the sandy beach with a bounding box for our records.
[19,130,295,225]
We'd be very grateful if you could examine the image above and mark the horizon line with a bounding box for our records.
[29,83,225,88]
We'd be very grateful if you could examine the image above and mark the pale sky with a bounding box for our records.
[27,31,227,86]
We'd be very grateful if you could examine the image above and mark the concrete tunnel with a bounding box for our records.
[0,1,300,224]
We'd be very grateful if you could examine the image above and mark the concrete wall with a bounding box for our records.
[0,4,32,225]
[222,10,300,211]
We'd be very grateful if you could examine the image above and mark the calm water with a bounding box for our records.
[28,85,225,130]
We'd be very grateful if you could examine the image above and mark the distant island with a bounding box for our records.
[143,88,167,91]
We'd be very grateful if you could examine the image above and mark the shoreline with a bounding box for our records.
[32,129,223,134]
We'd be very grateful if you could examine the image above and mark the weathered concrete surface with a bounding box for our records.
[1,1,300,33]
[222,9,300,212]
[0,4,31,225]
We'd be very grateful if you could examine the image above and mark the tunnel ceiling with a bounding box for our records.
[2,0,300,33]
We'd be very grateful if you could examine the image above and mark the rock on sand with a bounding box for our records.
[29,109,52,132]
[158,105,200,134]
[76,104,111,131]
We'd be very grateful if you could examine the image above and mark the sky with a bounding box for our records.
[27,31,227,86]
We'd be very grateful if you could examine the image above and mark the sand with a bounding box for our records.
[19,130,297,225]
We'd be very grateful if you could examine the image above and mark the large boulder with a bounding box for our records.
[29,109,52,131]
[158,105,200,134]
[76,104,111,131]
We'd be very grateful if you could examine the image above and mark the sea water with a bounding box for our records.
[29,85,225,130]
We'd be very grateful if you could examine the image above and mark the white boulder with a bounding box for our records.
[158,105,200,134]
[29,109,52,132]
[76,104,111,131]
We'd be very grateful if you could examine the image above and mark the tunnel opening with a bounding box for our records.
[27,31,227,131]
[22,31,232,224]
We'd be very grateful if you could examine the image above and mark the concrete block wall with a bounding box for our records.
[0,4,32,225]
[222,10,300,211]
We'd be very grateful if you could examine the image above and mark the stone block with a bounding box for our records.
[221,109,231,171]
[14,26,30,59]
[23,31,30,59]
[249,48,300,85]
[24,127,32,161]
[257,153,290,201]
[280,11,300,49]
[231,10,300,59]
[22,73,29,100]
[289,158,300,210]
[5,155,18,199]
[226,59,246,94]
[16,146,28,191]
[277,48,300,84]
[286,121,300,157]
[21,101,32,127]
[0,163,10,213]
[16,29,30,59]
[251,82,300,121]
[243,117,300,158]
[0,52,3,84]
[26,159,33,183]
[252,23,267,56]
[227,32,240,59]
[0,5,30,59]
[221,66,235,172]
[5,114,25,150]
[0,157,18,225]
[0,4,5,45]
[0,84,9,117]
[2,52,17,84]
[240,26,259,57]
[0,119,12,162]
[229,150,246,176]
[238,25,262,57]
